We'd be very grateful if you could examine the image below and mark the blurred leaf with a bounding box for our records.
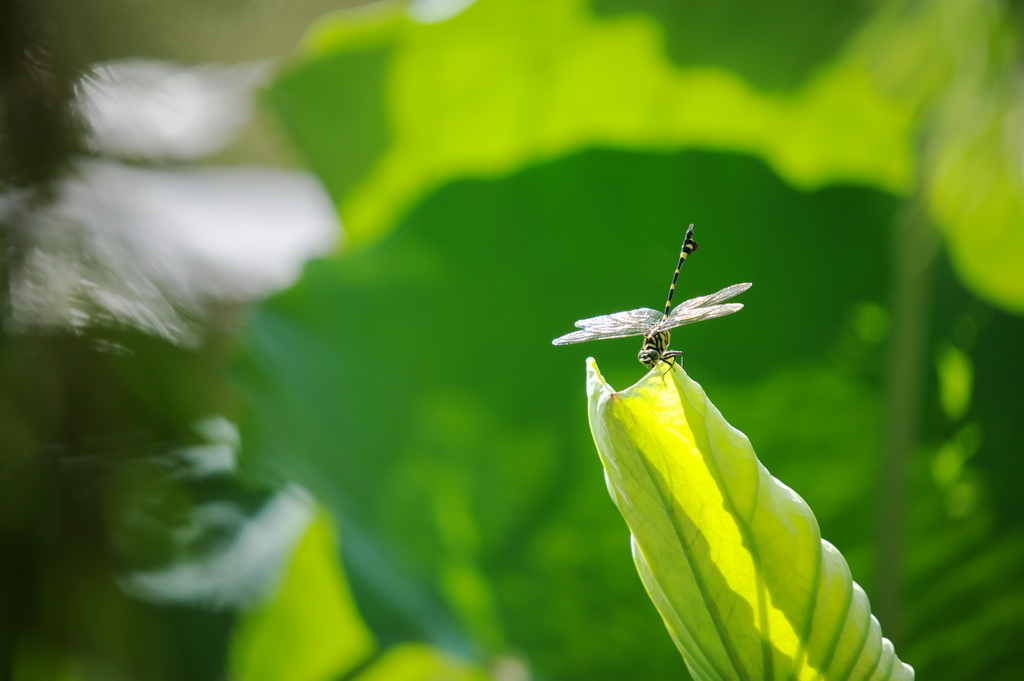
[354,643,494,681]
[11,639,82,681]
[586,359,914,680]
[0,331,244,681]
[934,343,972,423]
[247,1,1024,678]
[271,0,1024,312]
[229,508,502,681]
[274,0,911,246]
[269,44,391,209]
[591,0,868,90]
[590,0,1024,313]
[852,0,1024,312]
[236,146,902,680]
[231,510,375,681]
[927,92,1024,313]
[902,500,1024,679]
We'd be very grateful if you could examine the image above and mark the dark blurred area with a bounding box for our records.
[0,0,80,191]
[0,0,342,678]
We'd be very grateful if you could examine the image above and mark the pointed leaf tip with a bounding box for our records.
[585,359,913,681]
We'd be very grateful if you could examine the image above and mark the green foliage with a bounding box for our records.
[229,510,497,681]
[231,512,375,681]
[4,0,1024,679]
[591,0,869,90]
[236,0,1024,678]
[854,0,1024,313]
[276,0,911,246]
[235,148,907,679]
[273,0,1024,315]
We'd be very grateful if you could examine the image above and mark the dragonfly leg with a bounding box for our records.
[661,350,684,373]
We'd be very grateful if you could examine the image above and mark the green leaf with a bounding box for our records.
[236,147,902,680]
[586,358,914,680]
[850,0,1024,312]
[591,0,869,91]
[272,0,1024,311]
[926,87,1024,313]
[275,0,912,246]
[230,510,376,681]
[352,643,494,681]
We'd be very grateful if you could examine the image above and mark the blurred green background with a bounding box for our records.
[2,0,1023,679]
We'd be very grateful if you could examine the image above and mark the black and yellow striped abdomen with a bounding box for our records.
[663,226,699,316]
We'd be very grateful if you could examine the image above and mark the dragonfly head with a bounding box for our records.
[638,346,660,368]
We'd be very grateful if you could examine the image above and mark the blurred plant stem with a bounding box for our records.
[879,195,938,643]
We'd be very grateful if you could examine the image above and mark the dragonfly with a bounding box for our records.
[552,225,751,369]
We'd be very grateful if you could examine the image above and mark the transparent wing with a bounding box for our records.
[666,282,752,320]
[652,302,745,332]
[648,282,752,332]
[552,307,662,345]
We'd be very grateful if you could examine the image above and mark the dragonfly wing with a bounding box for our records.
[667,282,752,317]
[573,307,663,331]
[699,281,752,306]
[655,302,745,331]
[552,307,661,345]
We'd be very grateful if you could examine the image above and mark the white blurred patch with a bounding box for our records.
[77,59,272,161]
[3,159,339,345]
[119,487,315,608]
[116,416,314,608]
[408,0,478,24]
[175,416,241,478]
[3,57,340,344]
